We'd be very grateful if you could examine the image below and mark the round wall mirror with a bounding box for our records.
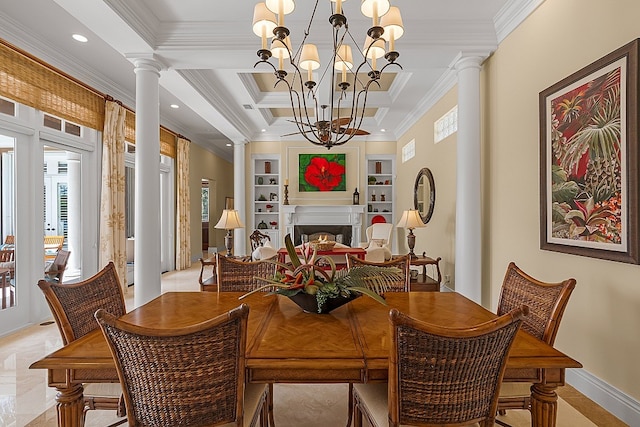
[414,168,436,224]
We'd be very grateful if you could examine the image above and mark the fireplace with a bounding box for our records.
[282,205,366,247]
[293,225,353,246]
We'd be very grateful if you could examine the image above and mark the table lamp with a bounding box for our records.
[214,209,244,257]
[396,208,425,258]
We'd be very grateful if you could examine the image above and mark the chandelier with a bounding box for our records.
[252,0,404,149]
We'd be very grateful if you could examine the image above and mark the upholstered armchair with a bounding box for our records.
[359,223,393,262]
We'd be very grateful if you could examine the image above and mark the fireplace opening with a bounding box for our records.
[293,225,353,247]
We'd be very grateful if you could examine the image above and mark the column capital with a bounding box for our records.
[451,52,487,73]
[125,54,165,75]
[232,139,248,147]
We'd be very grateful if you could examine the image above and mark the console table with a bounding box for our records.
[394,253,441,291]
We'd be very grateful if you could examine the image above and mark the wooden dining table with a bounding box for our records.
[30,291,581,427]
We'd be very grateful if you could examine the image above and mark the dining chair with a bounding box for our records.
[44,249,70,282]
[346,254,411,292]
[216,253,277,426]
[43,235,65,261]
[495,262,576,425]
[216,252,277,292]
[352,306,527,427]
[37,261,127,426]
[249,229,271,251]
[344,253,411,427]
[95,304,269,427]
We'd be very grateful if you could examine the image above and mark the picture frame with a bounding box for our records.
[539,39,640,264]
[298,153,346,192]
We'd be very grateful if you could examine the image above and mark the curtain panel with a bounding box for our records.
[99,100,128,290]
[175,137,191,270]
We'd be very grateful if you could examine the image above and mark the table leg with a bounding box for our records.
[530,383,558,427]
[55,383,86,427]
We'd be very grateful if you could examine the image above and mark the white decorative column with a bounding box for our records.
[454,55,483,303]
[233,140,247,256]
[66,152,81,274]
[131,56,163,306]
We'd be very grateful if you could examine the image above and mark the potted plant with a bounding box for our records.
[266,204,273,212]
[241,234,401,313]
[269,221,277,229]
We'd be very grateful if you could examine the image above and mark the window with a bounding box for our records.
[0,98,15,116]
[43,113,82,137]
[402,139,415,163]
[434,105,458,143]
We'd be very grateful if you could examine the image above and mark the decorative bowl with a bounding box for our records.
[288,292,359,314]
[311,240,336,251]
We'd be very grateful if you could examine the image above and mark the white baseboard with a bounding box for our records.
[567,368,640,426]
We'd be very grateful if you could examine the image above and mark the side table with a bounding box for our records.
[400,253,441,291]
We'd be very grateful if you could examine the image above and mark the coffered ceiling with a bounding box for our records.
[0,0,541,161]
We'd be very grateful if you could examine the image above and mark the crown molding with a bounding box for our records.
[104,0,159,48]
[494,0,545,42]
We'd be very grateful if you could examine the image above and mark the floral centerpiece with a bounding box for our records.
[241,234,402,313]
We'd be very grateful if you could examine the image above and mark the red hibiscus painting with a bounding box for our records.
[299,154,346,192]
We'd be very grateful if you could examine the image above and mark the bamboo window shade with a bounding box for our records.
[0,39,177,158]
[0,40,104,130]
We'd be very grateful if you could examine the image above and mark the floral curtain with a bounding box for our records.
[175,136,191,270]
[99,99,127,290]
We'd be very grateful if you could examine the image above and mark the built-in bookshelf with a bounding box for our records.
[365,155,395,227]
[252,155,281,245]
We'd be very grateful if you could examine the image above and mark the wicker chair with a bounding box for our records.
[216,253,276,292]
[346,254,411,292]
[44,249,70,282]
[37,261,127,425]
[352,306,527,427]
[495,262,576,425]
[216,253,277,426]
[344,254,412,427]
[95,304,268,427]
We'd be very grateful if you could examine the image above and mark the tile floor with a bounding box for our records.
[0,261,628,426]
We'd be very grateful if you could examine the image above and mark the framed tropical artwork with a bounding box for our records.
[298,153,346,192]
[540,39,640,264]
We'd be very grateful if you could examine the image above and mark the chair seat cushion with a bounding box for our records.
[353,382,482,427]
[219,383,268,427]
[84,382,123,398]
[499,382,533,397]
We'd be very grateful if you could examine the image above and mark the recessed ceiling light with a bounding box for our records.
[72,34,88,43]
[380,128,386,132]
[226,143,232,147]
[170,104,179,109]
[261,129,266,132]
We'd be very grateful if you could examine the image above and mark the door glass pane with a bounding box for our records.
[0,134,15,310]
[44,146,81,283]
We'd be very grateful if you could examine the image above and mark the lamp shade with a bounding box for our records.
[334,44,354,70]
[380,6,404,40]
[215,209,245,230]
[300,44,321,70]
[265,0,295,15]
[396,209,425,230]
[360,0,390,18]
[252,3,277,37]
[271,36,292,59]
[362,36,385,59]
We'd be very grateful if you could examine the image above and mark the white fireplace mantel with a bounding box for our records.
[281,205,366,245]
